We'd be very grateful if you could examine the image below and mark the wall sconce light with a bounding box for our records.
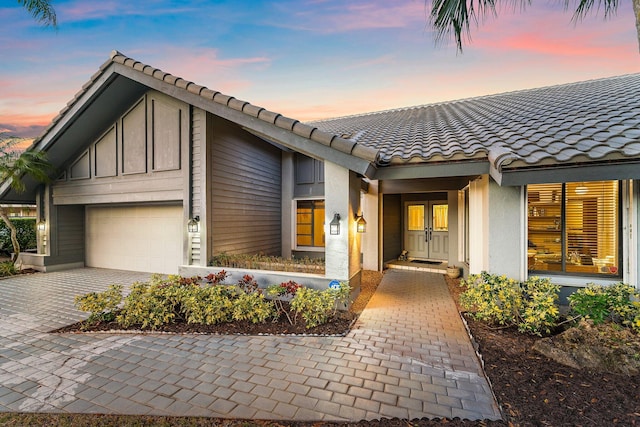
[187,216,200,233]
[329,213,341,235]
[36,220,46,233]
[355,214,367,233]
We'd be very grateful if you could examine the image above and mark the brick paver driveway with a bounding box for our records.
[0,268,502,421]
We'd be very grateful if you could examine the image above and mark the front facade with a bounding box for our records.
[4,51,640,291]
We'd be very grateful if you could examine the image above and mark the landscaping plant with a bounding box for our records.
[74,284,123,325]
[460,272,560,336]
[74,274,350,331]
[569,282,640,332]
[290,281,352,329]
[266,280,302,324]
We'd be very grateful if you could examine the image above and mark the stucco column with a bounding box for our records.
[361,180,379,271]
[324,161,361,283]
[469,175,526,280]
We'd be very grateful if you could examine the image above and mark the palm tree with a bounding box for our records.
[17,0,56,27]
[430,0,640,52]
[0,135,52,262]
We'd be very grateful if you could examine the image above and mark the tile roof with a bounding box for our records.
[311,74,640,172]
[32,50,380,164]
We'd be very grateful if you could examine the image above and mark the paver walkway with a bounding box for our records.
[0,268,502,421]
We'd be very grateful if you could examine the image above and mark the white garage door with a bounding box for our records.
[86,205,183,274]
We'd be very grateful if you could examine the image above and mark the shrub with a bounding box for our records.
[237,274,259,294]
[569,283,640,332]
[204,270,228,284]
[74,284,123,324]
[518,277,560,335]
[232,292,275,323]
[460,272,522,326]
[182,285,236,325]
[209,252,325,273]
[0,217,37,254]
[460,272,560,336]
[330,281,352,313]
[0,260,17,277]
[291,287,337,329]
[116,275,195,329]
[266,280,302,324]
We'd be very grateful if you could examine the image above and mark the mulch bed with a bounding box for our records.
[28,270,640,426]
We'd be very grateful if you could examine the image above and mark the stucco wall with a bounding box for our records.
[324,161,362,283]
[361,180,379,271]
[469,175,526,279]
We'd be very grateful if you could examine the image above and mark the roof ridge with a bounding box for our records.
[311,73,640,124]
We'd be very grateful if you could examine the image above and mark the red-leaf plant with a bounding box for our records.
[266,280,302,325]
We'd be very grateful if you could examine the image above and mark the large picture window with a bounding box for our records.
[527,181,619,276]
[296,200,325,248]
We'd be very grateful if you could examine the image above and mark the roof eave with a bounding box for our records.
[373,159,489,181]
[497,160,640,186]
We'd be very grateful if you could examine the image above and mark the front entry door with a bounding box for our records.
[404,201,449,260]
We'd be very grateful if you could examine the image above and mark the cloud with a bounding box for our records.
[271,0,426,33]
[58,0,199,22]
[138,47,272,94]
[0,123,47,139]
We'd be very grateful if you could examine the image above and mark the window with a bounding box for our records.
[527,181,619,276]
[296,200,325,247]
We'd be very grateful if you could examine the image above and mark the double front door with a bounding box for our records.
[404,201,449,260]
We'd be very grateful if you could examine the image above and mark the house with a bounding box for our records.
[3,50,640,293]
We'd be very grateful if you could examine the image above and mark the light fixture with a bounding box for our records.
[329,213,341,235]
[36,220,46,232]
[187,216,200,233]
[575,183,589,195]
[355,214,367,233]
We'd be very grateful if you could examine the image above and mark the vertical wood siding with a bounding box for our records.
[210,116,282,256]
[55,205,85,262]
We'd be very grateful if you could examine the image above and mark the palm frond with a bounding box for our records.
[568,0,619,21]
[16,0,57,27]
[430,0,504,52]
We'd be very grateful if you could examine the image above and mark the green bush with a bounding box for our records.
[0,261,17,277]
[182,285,236,325]
[569,283,640,332]
[460,272,560,336]
[74,284,123,324]
[231,292,275,323]
[291,287,337,329]
[518,277,560,335]
[116,275,195,329]
[74,274,350,331]
[0,217,36,254]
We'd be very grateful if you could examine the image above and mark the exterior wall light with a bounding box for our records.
[355,214,367,233]
[329,213,341,235]
[187,216,200,233]
[36,220,46,232]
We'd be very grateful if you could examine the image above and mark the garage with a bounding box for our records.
[86,205,184,274]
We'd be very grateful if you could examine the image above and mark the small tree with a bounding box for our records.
[0,134,52,262]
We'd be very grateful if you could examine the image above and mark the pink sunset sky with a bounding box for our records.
[1,0,638,138]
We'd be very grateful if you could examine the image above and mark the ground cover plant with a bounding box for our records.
[66,271,353,334]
